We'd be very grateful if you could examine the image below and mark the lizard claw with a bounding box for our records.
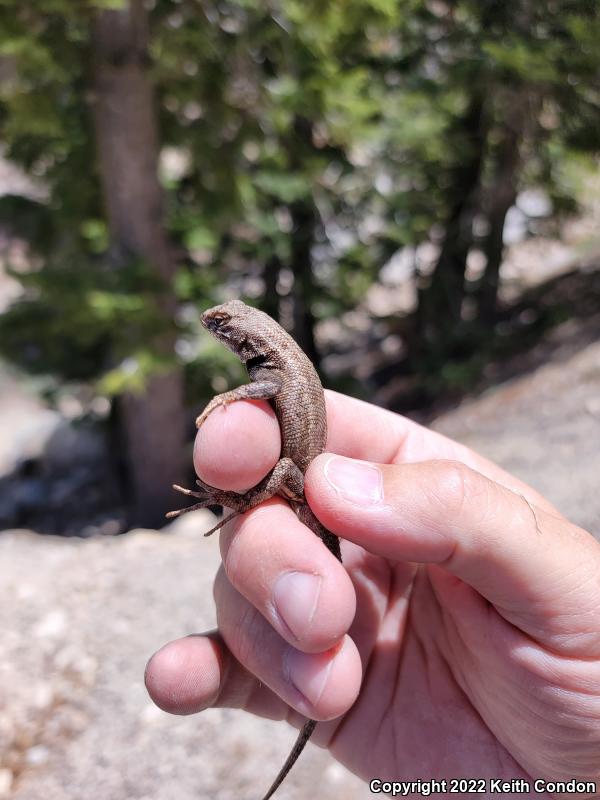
[195,398,224,428]
[195,409,210,429]
[172,483,212,501]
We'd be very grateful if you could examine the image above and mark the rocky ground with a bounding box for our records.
[1,306,599,800]
[0,515,368,800]
[433,313,600,535]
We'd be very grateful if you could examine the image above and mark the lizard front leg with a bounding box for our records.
[167,458,305,535]
[169,374,292,527]
[195,379,282,428]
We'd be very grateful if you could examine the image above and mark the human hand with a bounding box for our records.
[145,390,600,788]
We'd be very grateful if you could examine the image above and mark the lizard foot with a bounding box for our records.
[166,458,307,534]
[195,399,226,429]
[166,482,243,535]
[165,483,215,519]
[195,390,240,429]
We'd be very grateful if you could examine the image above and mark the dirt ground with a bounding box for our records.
[1,306,599,800]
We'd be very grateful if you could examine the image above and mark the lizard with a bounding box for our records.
[166,299,342,800]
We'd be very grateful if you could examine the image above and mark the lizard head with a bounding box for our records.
[201,299,262,361]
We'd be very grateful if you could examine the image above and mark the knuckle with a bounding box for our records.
[428,459,488,522]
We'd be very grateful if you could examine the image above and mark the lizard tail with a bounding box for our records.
[259,719,317,800]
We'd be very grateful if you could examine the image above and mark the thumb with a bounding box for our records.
[305,454,600,657]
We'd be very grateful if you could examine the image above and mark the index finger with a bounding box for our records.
[194,389,558,514]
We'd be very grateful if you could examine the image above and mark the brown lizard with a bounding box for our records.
[167,299,342,800]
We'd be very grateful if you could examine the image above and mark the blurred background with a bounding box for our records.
[0,1,599,798]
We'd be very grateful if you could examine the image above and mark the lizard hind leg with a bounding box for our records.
[198,458,304,535]
[187,457,305,514]
[166,458,306,531]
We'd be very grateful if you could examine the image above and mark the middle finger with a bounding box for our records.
[218,497,355,654]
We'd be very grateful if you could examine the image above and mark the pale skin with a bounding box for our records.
[145,390,600,796]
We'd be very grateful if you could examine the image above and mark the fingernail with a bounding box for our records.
[273,572,322,640]
[284,643,339,712]
[324,455,383,505]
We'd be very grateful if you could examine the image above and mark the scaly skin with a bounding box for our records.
[167,300,342,797]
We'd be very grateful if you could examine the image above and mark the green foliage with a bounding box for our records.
[0,0,599,408]
[183,335,247,406]
[0,244,174,388]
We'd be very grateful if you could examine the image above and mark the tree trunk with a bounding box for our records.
[290,199,320,368]
[477,94,530,320]
[416,95,487,346]
[476,1,535,320]
[287,116,320,367]
[262,254,281,320]
[91,0,185,527]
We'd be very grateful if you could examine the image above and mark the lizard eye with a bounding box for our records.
[204,312,231,333]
